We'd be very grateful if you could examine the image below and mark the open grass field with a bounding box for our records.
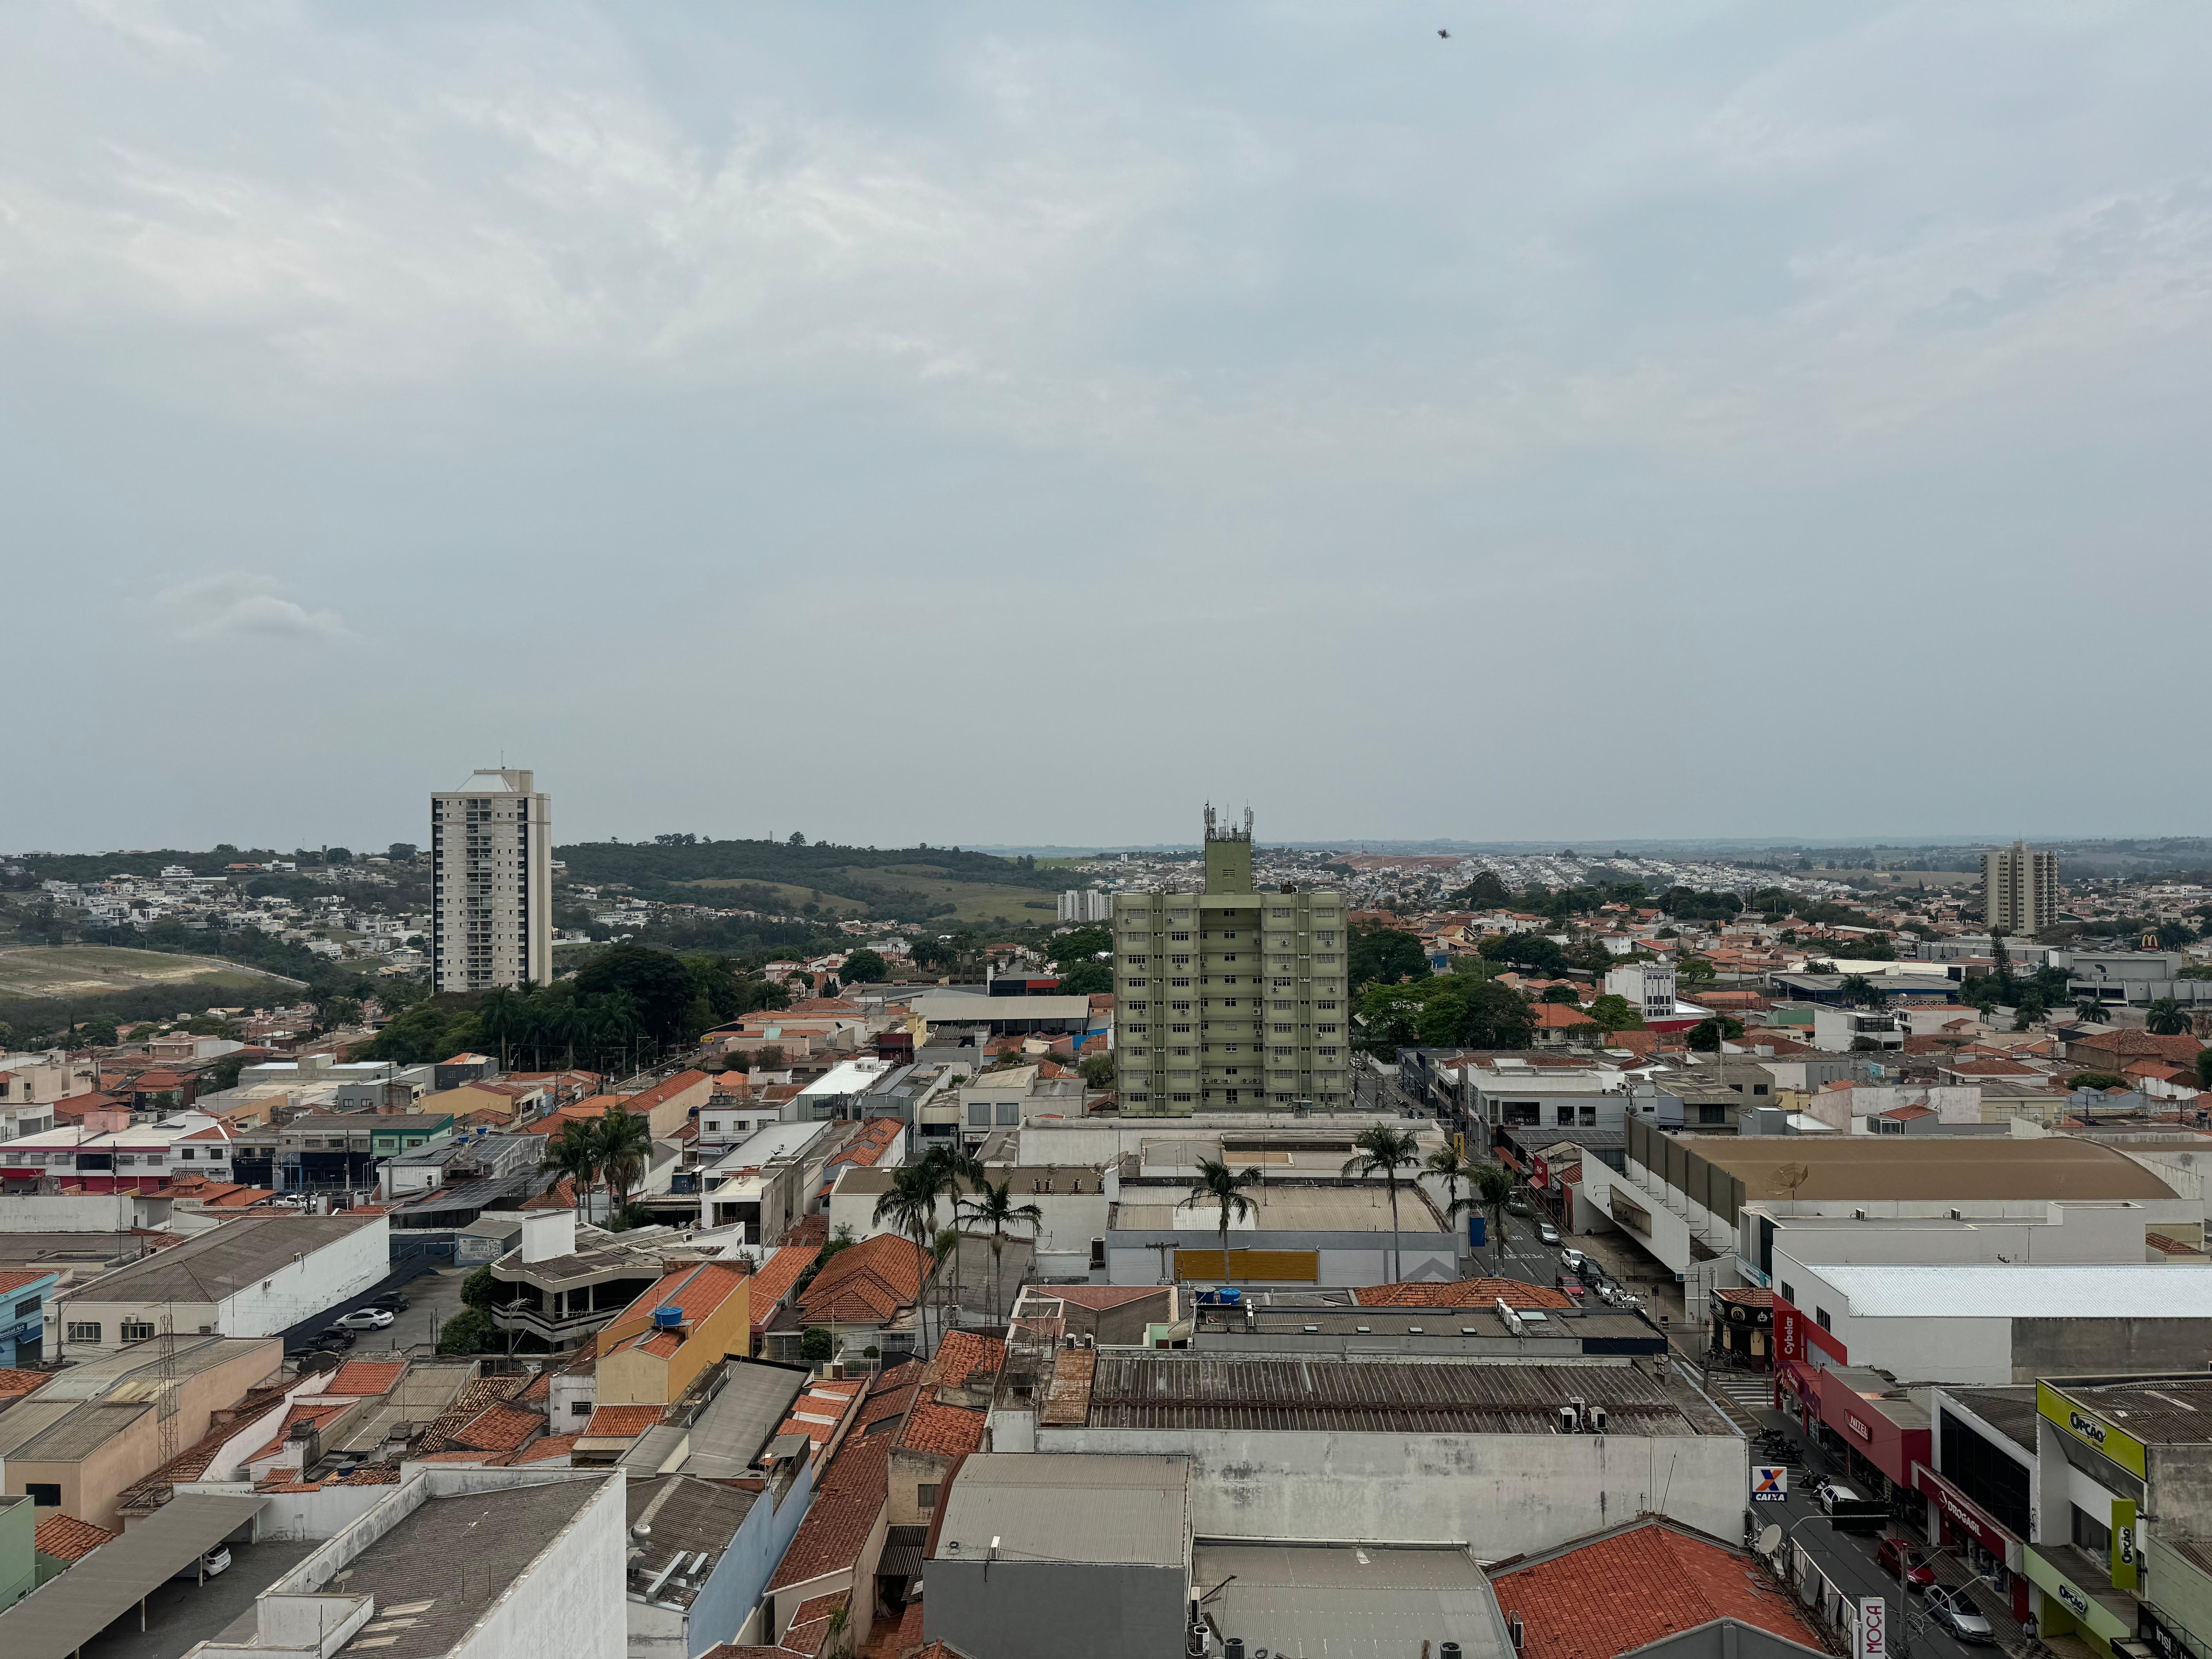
[679,879,872,919]
[685,865,1060,927]
[1805,868,1978,890]
[0,944,299,1000]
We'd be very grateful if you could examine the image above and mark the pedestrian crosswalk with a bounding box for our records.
[1712,1375,1777,1415]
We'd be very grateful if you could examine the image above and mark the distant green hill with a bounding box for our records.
[559,837,1064,926]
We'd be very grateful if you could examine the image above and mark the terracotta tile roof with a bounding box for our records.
[0,1268,54,1295]
[781,1591,852,1659]
[624,1069,711,1112]
[35,1514,117,1562]
[584,1405,664,1439]
[1354,1277,1575,1310]
[779,1378,867,1447]
[799,1233,929,1325]
[406,1451,495,1465]
[871,1359,926,1394]
[2073,1030,2203,1061]
[609,1260,750,1334]
[859,1599,927,1659]
[1029,1286,1164,1312]
[923,1331,1006,1391]
[749,1246,821,1332]
[451,1404,543,1453]
[245,1402,352,1464]
[507,1432,581,1464]
[338,1463,403,1486]
[1713,1286,1776,1307]
[768,1434,891,1590]
[519,1368,553,1402]
[859,1383,919,1431]
[899,1399,986,1458]
[1493,1521,1824,1659]
[2148,1233,2208,1257]
[1531,1003,1598,1029]
[781,1215,830,1248]
[322,1359,406,1397]
[0,1367,49,1397]
[630,1329,684,1358]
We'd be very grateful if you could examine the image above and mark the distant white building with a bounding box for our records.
[431,767,553,992]
[1604,960,1677,1024]
[1059,888,1112,923]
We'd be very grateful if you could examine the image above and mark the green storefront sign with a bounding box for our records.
[2025,1549,2134,1645]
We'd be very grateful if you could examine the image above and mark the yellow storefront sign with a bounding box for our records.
[2039,1382,2149,1478]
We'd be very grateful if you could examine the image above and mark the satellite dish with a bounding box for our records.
[1758,1524,1783,1556]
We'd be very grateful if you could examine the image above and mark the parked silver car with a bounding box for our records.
[1925,1586,1997,1645]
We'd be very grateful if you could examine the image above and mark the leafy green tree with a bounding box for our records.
[2158,921,2198,950]
[1349,928,1430,990]
[1078,1052,1115,1089]
[387,843,418,862]
[841,949,888,985]
[1585,994,1643,1033]
[2075,1000,2109,1025]
[574,945,700,1045]
[2067,1072,2131,1092]
[1456,871,1512,908]
[2146,998,2191,1037]
[1342,1124,1421,1283]
[355,1001,480,1065]
[2197,1048,2212,1093]
[1056,962,1114,996]
[753,1044,786,1071]
[460,1266,500,1309]
[1838,975,1886,1010]
[800,1327,834,1367]
[437,1306,496,1356]
[1689,1015,1745,1052]
[1190,1157,1263,1282]
[1479,933,1567,976]
[1676,956,1717,989]
[1054,926,1113,964]
[1415,994,1468,1048]
[1462,979,1535,1049]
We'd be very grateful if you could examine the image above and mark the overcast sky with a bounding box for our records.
[9,3,2212,854]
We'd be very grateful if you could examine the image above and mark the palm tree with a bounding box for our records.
[594,1108,653,1215]
[2147,998,2191,1037]
[873,1162,944,1354]
[1189,1158,1263,1283]
[2075,1000,2110,1025]
[959,1179,1044,1322]
[1341,1123,1421,1283]
[1472,1162,1517,1274]
[543,1119,602,1217]
[1425,1143,1474,1267]
[929,1146,984,1333]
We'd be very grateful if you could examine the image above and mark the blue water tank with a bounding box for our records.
[653,1306,684,1329]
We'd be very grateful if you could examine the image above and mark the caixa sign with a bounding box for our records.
[2071,1411,2109,1447]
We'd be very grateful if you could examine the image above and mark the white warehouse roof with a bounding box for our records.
[1819,1263,2212,1321]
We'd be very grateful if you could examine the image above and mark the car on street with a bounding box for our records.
[1505,1191,1533,1216]
[1877,1538,1936,1591]
[369,1291,409,1312]
[1816,1481,1861,1513]
[173,1546,231,1582]
[314,1325,357,1350]
[1925,1587,1997,1644]
[335,1307,396,1330]
[1536,1221,1561,1246]
[1559,1247,1586,1274]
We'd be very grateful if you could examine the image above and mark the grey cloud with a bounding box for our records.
[157,574,357,644]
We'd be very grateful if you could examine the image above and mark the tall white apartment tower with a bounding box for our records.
[1983,840,2060,937]
[431,769,553,992]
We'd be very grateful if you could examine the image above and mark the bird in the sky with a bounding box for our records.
[1438,28,1451,38]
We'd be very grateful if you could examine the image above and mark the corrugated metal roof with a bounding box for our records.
[0,1494,268,1658]
[933,1452,1188,1567]
[1082,1356,1715,1434]
[1195,1543,1509,1659]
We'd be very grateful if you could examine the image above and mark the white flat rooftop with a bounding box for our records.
[1820,1263,2212,1320]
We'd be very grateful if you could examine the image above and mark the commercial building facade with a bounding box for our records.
[431,767,553,992]
[1114,809,1348,1115]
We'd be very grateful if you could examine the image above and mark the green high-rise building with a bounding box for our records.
[1113,807,1350,1115]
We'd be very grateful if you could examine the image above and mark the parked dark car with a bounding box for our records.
[314,1326,357,1350]
[369,1291,409,1312]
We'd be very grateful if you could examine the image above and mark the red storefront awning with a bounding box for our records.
[1816,1369,1931,1487]
[1914,1463,2021,1566]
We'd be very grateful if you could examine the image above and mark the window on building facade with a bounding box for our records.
[121,1319,156,1342]
[67,1322,101,1344]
